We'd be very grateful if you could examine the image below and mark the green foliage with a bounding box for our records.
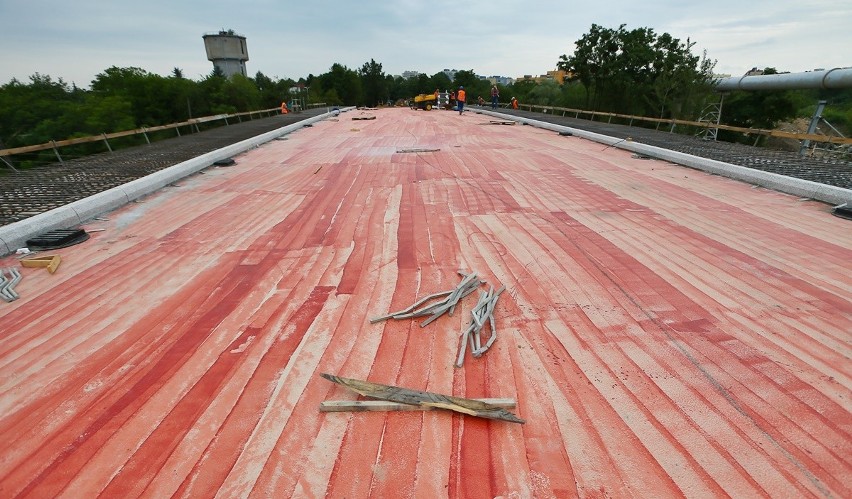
[526,80,561,106]
[223,74,262,112]
[559,81,587,109]
[359,59,387,107]
[252,71,296,108]
[0,74,84,147]
[813,88,852,135]
[82,94,136,133]
[822,107,852,136]
[0,64,302,158]
[3,43,849,163]
[558,23,715,118]
[429,72,452,94]
[313,63,363,105]
[719,68,798,144]
[507,80,536,106]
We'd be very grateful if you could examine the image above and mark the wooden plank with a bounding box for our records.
[320,398,516,413]
[20,255,61,274]
[320,373,525,423]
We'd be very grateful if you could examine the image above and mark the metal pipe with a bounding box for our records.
[715,67,852,92]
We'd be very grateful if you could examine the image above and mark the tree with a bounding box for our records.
[0,74,84,147]
[558,24,620,108]
[314,63,362,105]
[359,59,387,107]
[507,80,536,106]
[92,66,174,126]
[429,72,452,94]
[558,24,715,118]
[526,80,562,106]
[222,74,262,112]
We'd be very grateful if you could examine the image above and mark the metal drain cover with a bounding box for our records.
[25,228,90,250]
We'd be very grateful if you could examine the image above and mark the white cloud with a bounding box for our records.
[1,0,849,87]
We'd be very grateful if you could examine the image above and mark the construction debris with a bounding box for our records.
[320,373,524,423]
[0,268,22,302]
[319,398,516,413]
[370,271,483,326]
[456,285,505,367]
[372,271,507,367]
[396,148,441,154]
[21,255,61,274]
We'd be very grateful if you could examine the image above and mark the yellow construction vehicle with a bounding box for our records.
[411,93,437,110]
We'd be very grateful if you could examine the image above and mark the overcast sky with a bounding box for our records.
[1,0,849,88]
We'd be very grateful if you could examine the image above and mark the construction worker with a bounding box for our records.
[457,86,466,115]
[511,96,518,109]
[491,85,499,109]
[280,101,289,114]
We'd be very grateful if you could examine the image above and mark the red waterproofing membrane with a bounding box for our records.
[0,108,849,498]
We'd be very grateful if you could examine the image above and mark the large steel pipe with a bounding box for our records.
[715,67,852,91]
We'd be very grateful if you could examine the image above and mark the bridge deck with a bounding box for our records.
[0,107,849,497]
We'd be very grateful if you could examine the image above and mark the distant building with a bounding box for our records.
[442,69,458,81]
[203,30,249,78]
[401,70,422,79]
[546,69,570,84]
[515,70,570,84]
[487,75,515,86]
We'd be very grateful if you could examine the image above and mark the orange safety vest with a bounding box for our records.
[280,102,289,114]
[458,89,466,102]
[511,99,518,109]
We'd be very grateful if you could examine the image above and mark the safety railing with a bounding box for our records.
[0,103,329,164]
[492,103,852,147]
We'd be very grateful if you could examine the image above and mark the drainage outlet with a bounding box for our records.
[26,228,90,250]
[832,203,852,220]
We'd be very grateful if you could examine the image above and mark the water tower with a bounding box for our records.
[202,30,248,78]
